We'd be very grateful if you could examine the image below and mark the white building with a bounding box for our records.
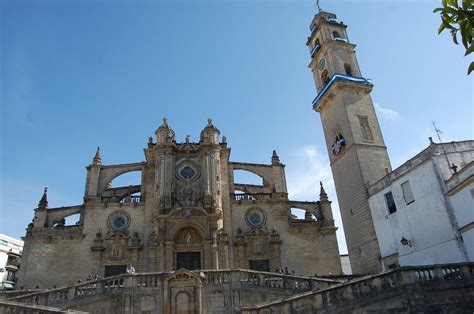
[368,140,473,269]
[0,233,23,290]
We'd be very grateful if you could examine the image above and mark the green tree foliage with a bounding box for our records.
[434,0,474,74]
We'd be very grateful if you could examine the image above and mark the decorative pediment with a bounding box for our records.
[105,230,129,241]
[169,269,204,283]
[245,227,269,237]
[103,231,130,261]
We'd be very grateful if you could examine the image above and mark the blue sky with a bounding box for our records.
[1,0,472,254]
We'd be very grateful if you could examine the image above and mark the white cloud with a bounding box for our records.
[374,103,400,122]
[284,145,348,254]
[286,145,333,200]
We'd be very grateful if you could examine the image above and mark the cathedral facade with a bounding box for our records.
[17,118,342,289]
[6,8,474,314]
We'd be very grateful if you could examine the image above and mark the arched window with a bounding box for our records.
[332,31,341,39]
[321,70,330,86]
[311,39,321,58]
[344,63,353,76]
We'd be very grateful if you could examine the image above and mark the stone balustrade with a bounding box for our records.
[0,299,88,313]
[7,269,337,310]
[4,264,473,313]
[241,263,474,313]
[201,269,338,292]
[29,226,83,239]
[232,193,272,201]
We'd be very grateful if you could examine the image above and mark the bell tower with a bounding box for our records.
[307,11,391,273]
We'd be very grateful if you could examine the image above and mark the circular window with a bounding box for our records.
[245,208,266,228]
[107,211,130,231]
[113,216,126,229]
[176,160,200,182]
[180,166,196,180]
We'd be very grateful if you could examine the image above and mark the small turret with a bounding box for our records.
[200,118,220,144]
[271,150,281,165]
[155,117,176,144]
[38,187,48,209]
[92,147,101,166]
[319,181,328,202]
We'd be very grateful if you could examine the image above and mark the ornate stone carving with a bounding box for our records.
[149,231,159,245]
[175,183,201,208]
[129,232,141,248]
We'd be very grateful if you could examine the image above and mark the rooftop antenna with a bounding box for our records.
[433,121,456,173]
[315,0,322,12]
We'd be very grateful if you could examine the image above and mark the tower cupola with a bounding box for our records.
[155,118,176,144]
[307,11,369,96]
[200,119,220,144]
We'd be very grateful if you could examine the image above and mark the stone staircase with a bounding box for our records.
[241,263,474,313]
[3,269,340,313]
[6,264,472,313]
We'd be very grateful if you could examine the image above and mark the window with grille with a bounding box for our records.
[385,191,397,214]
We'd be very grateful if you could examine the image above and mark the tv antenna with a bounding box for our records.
[433,121,457,173]
[315,0,322,12]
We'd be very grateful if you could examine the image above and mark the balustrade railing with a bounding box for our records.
[232,193,272,201]
[8,269,336,309]
[241,263,474,313]
[5,264,473,313]
[201,269,336,292]
[101,195,143,204]
[119,195,142,204]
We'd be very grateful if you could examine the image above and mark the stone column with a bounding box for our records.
[162,278,170,314]
[196,283,203,314]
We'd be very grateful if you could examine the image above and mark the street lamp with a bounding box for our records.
[400,236,412,247]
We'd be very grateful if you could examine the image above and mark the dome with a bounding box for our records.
[155,118,176,144]
[200,119,220,144]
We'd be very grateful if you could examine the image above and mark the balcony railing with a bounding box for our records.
[101,195,143,204]
[333,37,348,43]
[232,193,272,201]
[119,195,142,204]
[327,17,342,24]
[312,74,373,107]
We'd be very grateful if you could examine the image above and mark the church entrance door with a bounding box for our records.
[176,252,201,270]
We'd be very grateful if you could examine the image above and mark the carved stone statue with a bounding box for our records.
[185,232,192,244]
[149,231,158,245]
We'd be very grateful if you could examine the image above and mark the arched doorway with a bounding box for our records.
[174,228,203,270]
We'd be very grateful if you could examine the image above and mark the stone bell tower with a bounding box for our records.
[307,11,391,273]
